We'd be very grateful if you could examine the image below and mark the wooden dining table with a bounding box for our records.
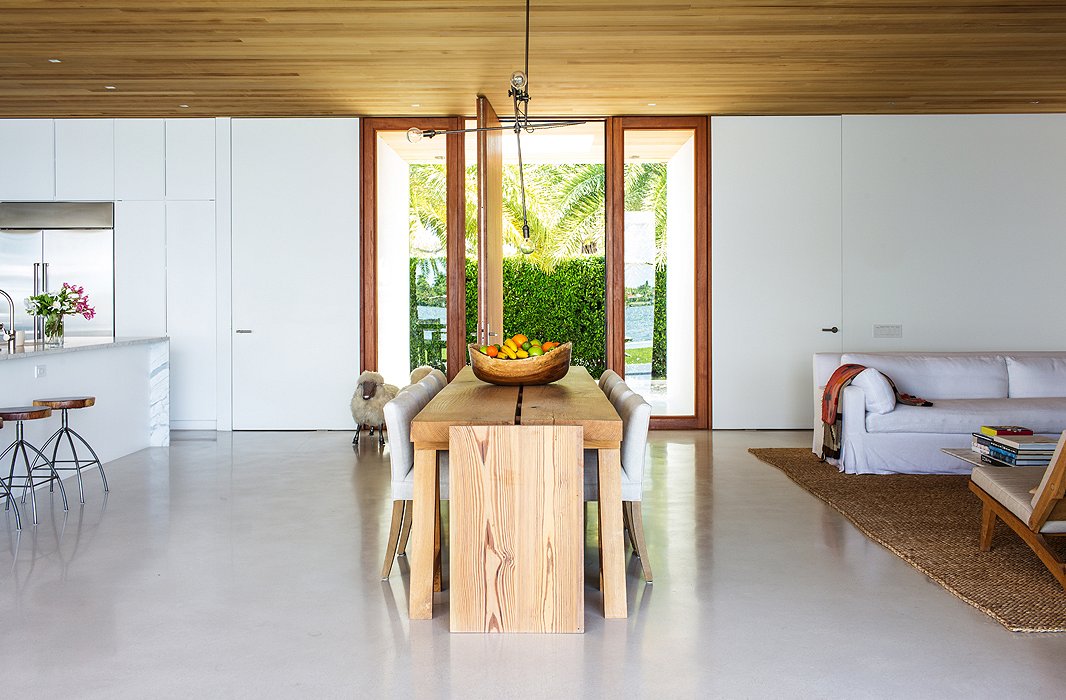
[407,365,627,622]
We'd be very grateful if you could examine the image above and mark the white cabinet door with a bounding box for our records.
[711,116,843,428]
[165,119,215,200]
[115,201,167,337]
[166,201,217,427]
[232,118,359,429]
[115,119,165,200]
[55,119,114,200]
[0,119,55,200]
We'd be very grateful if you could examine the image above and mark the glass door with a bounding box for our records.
[361,118,466,385]
[608,118,710,428]
[470,117,608,378]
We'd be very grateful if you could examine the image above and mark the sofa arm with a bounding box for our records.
[840,385,869,438]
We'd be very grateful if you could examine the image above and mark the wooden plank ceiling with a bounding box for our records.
[1,1,1065,118]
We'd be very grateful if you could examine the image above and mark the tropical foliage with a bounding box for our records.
[407,159,670,377]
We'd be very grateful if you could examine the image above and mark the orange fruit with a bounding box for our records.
[485,345,499,357]
[513,333,528,345]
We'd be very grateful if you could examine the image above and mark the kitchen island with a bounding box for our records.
[0,337,169,465]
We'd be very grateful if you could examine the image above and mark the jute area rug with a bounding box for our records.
[749,448,1066,633]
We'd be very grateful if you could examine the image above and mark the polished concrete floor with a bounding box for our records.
[3,430,1066,698]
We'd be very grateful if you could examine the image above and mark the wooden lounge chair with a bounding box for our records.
[969,431,1066,590]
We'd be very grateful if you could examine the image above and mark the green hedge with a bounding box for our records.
[466,257,607,378]
[652,264,667,379]
[412,256,642,381]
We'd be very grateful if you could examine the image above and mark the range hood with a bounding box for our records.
[0,201,114,229]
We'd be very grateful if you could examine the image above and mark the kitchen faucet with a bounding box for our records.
[0,289,15,352]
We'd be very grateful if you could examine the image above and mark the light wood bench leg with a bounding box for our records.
[409,448,438,620]
[598,447,627,618]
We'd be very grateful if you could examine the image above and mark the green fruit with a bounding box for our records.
[529,346,544,356]
[530,339,542,346]
[521,341,531,350]
[479,345,490,354]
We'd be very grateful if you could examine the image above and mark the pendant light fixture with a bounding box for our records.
[406,0,583,255]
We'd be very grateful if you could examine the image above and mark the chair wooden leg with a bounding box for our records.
[381,500,405,580]
[627,501,653,582]
[397,500,413,555]
[979,501,997,552]
[622,502,638,551]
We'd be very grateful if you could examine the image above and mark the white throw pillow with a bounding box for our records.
[852,368,896,414]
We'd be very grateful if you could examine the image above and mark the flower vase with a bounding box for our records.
[44,314,65,348]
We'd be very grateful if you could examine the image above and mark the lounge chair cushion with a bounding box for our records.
[971,465,1066,534]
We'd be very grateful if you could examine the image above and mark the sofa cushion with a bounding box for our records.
[865,397,1066,435]
[841,353,1008,400]
[852,368,896,414]
[971,465,1066,534]
[1006,355,1066,398]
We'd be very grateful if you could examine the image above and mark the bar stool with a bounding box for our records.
[0,416,20,530]
[33,396,108,504]
[0,405,67,526]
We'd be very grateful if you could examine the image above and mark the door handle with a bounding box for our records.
[821,326,839,334]
[235,329,253,334]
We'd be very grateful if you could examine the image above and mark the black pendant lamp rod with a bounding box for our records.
[405,0,585,254]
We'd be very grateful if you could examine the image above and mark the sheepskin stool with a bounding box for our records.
[351,370,399,446]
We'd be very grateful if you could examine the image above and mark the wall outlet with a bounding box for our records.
[873,324,903,339]
[34,364,46,378]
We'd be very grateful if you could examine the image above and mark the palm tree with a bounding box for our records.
[408,159,667,272]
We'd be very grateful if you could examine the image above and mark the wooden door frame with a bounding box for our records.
[606,116,711,430]
[360,117,467,380]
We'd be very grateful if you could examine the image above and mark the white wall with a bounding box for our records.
[376,140,412,388]
[712,113,1066,428]
[712,116,844,428]
[841,114,1066,351]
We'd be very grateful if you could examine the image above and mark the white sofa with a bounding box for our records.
[812,352,1066,475]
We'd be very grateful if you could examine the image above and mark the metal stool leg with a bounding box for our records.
[13,421,69,525]
[35,408,106,498]
[0,476,20,530]
[67,426,107,493]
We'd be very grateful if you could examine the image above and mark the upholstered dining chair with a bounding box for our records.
[599,369,622,393]
[381,387,449,579]
[969,431,1066,591]
[584,389,653,581]
[607,381,635,407]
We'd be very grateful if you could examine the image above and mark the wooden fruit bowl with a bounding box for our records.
[468,342,573,386]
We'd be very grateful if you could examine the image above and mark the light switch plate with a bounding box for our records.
[34,364,47,378]
[873,324,903,339]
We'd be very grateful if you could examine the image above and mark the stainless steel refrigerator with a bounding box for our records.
[0,202,114,340]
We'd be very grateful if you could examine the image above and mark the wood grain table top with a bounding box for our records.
[411,366,621,448]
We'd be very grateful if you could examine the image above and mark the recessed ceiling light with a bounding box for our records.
[179,104,190,108]
[434,155,445,160]
[104,85,117,90]
[1030,100,1041,104]
[647,103,656,107]
[411,103,421,108]
[48,58,62,63]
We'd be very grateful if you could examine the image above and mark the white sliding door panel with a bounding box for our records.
[55,119,115,200]
[842,114,1066,352]
[166,118,216,200]
[711,116,843,428]
[116,119,166,200]
[167,201,217,427]
[231,118,359,430]
[115,201,167,337]
[0,119,55,200]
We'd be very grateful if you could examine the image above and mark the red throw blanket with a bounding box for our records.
[820,363,932,461]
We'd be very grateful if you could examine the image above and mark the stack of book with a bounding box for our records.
[971,426,1058,467]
